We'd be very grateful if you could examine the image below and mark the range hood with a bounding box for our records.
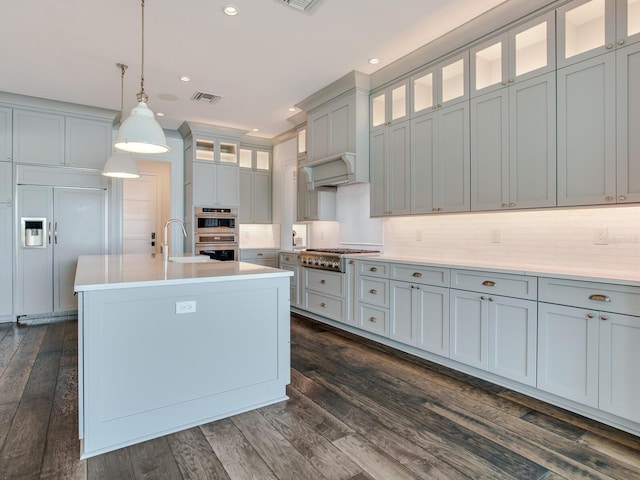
[302,152,358,188]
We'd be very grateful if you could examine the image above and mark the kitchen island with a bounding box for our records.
[74,254,293,459]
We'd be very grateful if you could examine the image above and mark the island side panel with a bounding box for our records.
[79,275,290,459]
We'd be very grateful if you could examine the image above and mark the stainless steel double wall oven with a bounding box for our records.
[194,207,238,261]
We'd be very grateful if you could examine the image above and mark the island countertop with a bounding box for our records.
[74,253,292,292]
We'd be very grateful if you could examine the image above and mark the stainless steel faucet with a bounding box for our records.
[162,219,187,261]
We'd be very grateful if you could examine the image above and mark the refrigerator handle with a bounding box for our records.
[54,222,58,244]
[48,222,52,245]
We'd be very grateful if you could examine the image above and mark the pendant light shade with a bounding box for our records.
[102,151,140,178]
[114,101,169,154]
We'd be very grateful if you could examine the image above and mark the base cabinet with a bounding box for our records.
[279,252,300,308]
[0,201,12,320]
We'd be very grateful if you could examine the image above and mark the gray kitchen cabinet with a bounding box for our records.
[0,168,11,320]
[370,78,410,131]
[0,106,11,162]
[13,108,65,166]
[470,12,555,98]
[411,102,470,214]
[557,0,639,68]
[0,162,11,204]
[16,184,106,316]
[616,41,640,203]
[450,289,488,369]
[240,248,278,267]
[557,52,616,206]
[303,268,346,322]
[370,119,411,217]
[471,72,556,211]
[296,167,336,222]
[65,116,112,169]
[193,162,239,207]
[279,252,300,308]
[356,260,390,336]
[411,52,469,117]
[239,145,272,224]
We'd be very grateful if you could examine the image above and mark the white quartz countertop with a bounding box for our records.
[74,254,292,292]
[345,254,640,286]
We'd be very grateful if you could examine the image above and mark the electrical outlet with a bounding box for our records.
[490,229,501,243]
[415,229,423,241]
[176,300,196,314]
[594,228,609,245]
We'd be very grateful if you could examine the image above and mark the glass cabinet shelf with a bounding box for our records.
[195,139,215,161]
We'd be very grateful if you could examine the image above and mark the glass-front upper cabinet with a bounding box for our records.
[412,51,469,116]
[239,148,252,168]
[471,12,555,96]
[239,146,271,171]
[371,78,410,130]
[195,136,238,164]
[618,0,640,46]
[297,125,306,156]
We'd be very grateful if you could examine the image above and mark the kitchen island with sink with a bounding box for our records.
[74,254,292,459]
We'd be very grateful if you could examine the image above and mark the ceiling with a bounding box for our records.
[0,0,507,139]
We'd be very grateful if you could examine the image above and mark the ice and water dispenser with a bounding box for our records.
[21,218,46,248]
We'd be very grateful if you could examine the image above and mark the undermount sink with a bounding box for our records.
[169,255,213,263]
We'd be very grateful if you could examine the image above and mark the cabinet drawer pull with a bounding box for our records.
[369,317,377,323]
[320,279,326,284]
[369,289,378,295]
[257,253,264,256]
[320,303,326,308]
[482,280,496,287]
[349,260,355,265]
[370,267,378,272]
[589,294,611,302]
[412,272,422,278]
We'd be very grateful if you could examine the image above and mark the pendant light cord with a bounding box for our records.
[137,0,148,103]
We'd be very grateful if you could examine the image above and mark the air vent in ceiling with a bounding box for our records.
[191,91,222,104]
[278,0,324,14]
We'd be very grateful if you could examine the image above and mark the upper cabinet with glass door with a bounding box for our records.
[557,0,639,67]
[411,52,469,117]
[371,78,410,130]
[194,136,238,164]
[471,12,555,96]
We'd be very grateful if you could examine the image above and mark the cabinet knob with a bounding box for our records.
[437,104,442,108]
[412,272,422,278]
[432,208,437,212]
[618,39,625,46]
[605,196,613,202]
[482,280,496,287]
[489,297,494,302]
[370,267,378,272]
[587,313,594,319]
[432,106,437,110]
[509,202,516,207]
[501,81,507,86]
[320,279,326,284]
[619,195,627,201]
[369,289,378,295]
[508,79,514,83]
[606,43,613,49]
[480,295,486,300]
[320,303,326,308]
[600,315,608,321]
[369,317,378,323]
[501,203,507,208]
[589,294,611,302]
[349,260,355,265]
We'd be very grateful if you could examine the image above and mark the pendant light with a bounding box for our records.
[103,63,141,178]
[114,0,169,154]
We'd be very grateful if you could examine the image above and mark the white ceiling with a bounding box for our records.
[0,0,507,139]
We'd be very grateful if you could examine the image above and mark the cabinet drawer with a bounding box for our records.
[390,264,449,287]
[358,261,389,278]
[241,249,278,261]
[306,292,344,321]
[358,304,389,336]
[279,253,298,266]
[539,277,640,316]
[358,277,389,307]
[451,269,537,300]
[304,268,344,296]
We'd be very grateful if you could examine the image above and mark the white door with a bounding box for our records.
[123,173,159,254]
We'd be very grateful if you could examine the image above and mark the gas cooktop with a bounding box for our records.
[299,248,381,272]
[304,248,381,255]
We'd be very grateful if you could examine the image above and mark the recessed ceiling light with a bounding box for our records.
[368,58,380,65]
[252,128,260,132]
[156,112,165,117]
[223,5,238,16]
[288,107,297,112]
[179,76,190,82]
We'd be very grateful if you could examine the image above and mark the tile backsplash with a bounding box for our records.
[239,224,281,249]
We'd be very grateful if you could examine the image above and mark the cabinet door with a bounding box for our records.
[616,42,640,202]
[488,296,537,386]
[329,97,352,156]
[410,113,436,214]
[239,170,252,223]
[537,303,599,407]
[193,162,216,206]
[411,66,437,116]
[309,111,329,161]
[65,116,112,169]
[436,103,470,213]
[13,109,65,166]
[557,53,616,206]
[16,185,54,315]
[369,129,387,216]
[557,0,616,67]
[0,202,12,319]
[471,89,509,211]
[509,11,556,83]
[0,162,11,204]
[252,171,271,223]
[389,281,415,345]
[450,289,488,370]
[0,106,11,162]
[387,120,411,215]
[617,0,640,46]
[471,33,508,97]
[415,285,450,357]
[439,53,470,108]
[599,312,640,423]
[53,188,106,312]
[509,72,557,209]
[216,164,240,207]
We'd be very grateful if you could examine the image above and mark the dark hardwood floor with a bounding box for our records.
[0,314,639,479]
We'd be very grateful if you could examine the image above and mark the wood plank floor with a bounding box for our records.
[0,314,639,479]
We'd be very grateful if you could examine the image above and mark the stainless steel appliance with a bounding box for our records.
[194,206,239,261]
[298,248,380,272]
